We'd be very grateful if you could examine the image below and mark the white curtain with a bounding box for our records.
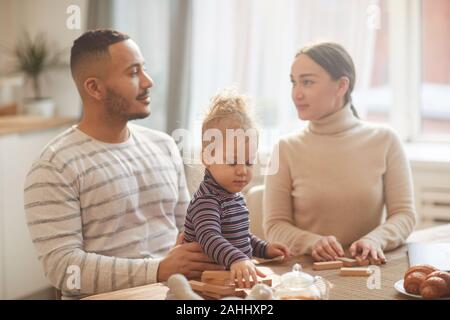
[111,0,173,132]
[188,0,379,151]
[89,0,380,143]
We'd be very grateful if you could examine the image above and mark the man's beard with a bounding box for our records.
[105,88,150,121]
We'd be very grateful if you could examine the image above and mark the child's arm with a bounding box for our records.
[190,197,249,268]
[249,234,269,258]
[250,234,293,260]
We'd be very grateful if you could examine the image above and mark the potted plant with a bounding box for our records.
[8,32,66,117]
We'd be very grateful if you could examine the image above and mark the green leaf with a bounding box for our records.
[5,31,68,99]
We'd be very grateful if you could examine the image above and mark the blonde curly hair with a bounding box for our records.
[202,88,256,134]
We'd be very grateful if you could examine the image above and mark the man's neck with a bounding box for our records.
[77,116,129,144]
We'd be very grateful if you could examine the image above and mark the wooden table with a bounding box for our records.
[83,224,450,300]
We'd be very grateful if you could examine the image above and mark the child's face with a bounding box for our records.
[205,138,256,193]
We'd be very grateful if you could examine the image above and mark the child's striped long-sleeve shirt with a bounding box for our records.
[184,169,268,268]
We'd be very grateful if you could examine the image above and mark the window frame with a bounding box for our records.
[389,0,450,143]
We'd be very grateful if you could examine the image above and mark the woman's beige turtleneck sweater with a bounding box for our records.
[263,104,416,255]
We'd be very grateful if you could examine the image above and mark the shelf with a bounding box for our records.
[0,115,77,136]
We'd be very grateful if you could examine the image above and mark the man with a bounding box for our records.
[24,29,222,299]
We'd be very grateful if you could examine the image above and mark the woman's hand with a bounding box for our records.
[311,236,345,261]
[230,259,266,288]
[266,242,293,262]
[349,239,386,263]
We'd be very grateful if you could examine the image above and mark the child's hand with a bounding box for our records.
[230,259,266,288]
[266,242,292,262]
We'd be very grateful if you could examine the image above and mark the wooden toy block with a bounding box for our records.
[189,280,235,296]
[355,256,370,266]
[204,283,236,295]
[201,291,223,300]
[188,280,247,299]
[340,267,373,277]
[312,261,343,271]
[203,277,234,286]
[336,257,358,267]
[201,271,231,282]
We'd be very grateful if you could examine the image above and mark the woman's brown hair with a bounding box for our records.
[296,42,359,118]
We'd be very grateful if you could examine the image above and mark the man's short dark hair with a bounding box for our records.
[70,29,130,76]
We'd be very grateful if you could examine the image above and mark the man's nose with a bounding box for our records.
[141,71,154,89]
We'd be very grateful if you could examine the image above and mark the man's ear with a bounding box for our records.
[83,77,106,101]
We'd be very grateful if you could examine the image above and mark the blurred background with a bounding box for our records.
[0,0,449,299]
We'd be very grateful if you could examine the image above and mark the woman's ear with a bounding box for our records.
[337,76,350,98]
[83,77,106,101]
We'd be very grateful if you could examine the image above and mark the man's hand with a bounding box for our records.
[230,259,266,288]
[311,235,345,261]
[157,242,224,282]
[175,232,184,246]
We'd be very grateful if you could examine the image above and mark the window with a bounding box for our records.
[188,0,381,152]
[363,0,391,124]
[114,0,450,145]
[187,0,450,146]
[421,0,450,136]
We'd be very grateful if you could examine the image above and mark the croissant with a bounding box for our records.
[420,271,450,299]
[403,264,438,295]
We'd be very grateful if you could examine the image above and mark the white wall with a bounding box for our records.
[0,0,88,118]
[0,0,14,74]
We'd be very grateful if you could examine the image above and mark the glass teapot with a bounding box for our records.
[273,263,331,300]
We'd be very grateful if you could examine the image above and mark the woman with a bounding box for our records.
[263,42,416,262]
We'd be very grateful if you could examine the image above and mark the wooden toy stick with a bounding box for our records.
[336,257,358,267]
[312,261,343,271]
[340,267,373,276]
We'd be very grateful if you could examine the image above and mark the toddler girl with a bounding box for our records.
[184,89,291,288]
